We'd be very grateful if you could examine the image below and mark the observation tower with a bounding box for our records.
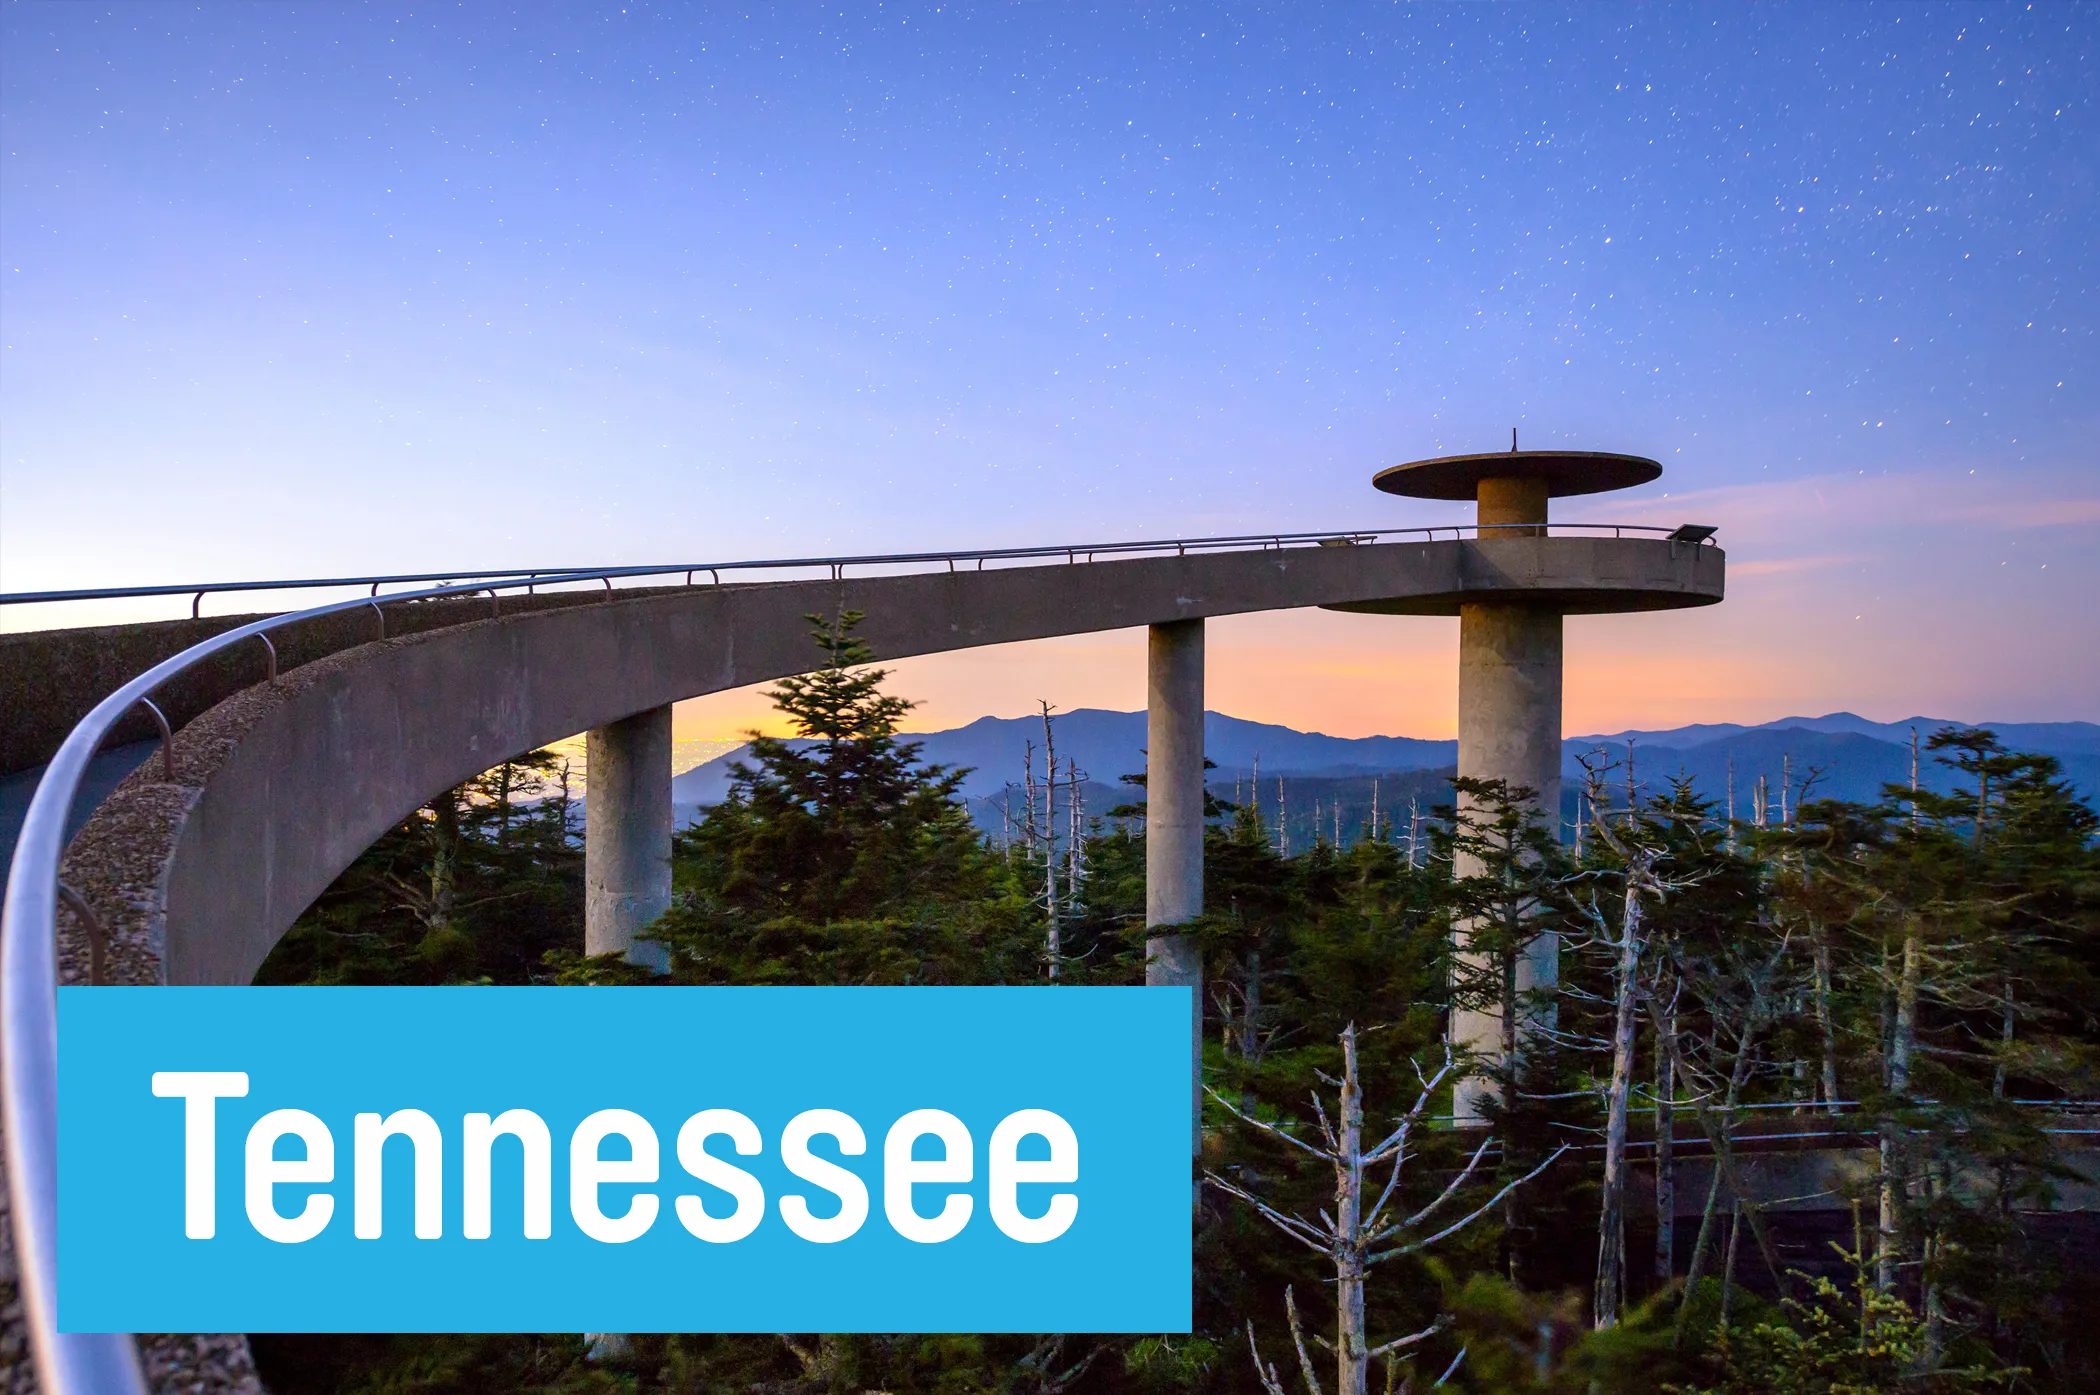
[1333,444,1713,1120]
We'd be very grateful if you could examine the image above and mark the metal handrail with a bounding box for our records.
[0,521,1715,613]
[5,570,619,1391]
[0,518,1715,1391]
[1,581,510,1392]
[0,565,601,612]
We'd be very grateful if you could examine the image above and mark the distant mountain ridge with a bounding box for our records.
[1561,712,2100,813]
[671,709,1454,806]
[1570,711,2100,755]
[671,710,2099,816]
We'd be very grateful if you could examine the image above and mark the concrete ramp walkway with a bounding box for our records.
[3,523,1720,1395]
[50,533,1720,990]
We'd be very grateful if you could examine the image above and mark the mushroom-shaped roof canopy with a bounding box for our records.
[1373,450,1662,501]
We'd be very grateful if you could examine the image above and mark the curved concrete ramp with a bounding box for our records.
[55,535,1720,989]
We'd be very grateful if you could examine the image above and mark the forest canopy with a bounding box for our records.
[253,616,2100,1395]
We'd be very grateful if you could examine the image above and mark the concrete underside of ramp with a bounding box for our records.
[44,535,1720,990]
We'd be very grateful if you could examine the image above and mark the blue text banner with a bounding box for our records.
[58,986,1192,1333]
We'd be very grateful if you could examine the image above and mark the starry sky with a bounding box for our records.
[2,2,2094,740]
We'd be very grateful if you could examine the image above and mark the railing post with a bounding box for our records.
[135,697,175,781]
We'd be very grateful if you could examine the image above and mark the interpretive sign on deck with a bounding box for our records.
[57,986,1192,1333]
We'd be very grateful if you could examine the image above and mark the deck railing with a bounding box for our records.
[0,520,1714,616]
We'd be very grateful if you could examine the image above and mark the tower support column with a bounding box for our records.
[584,704,674,972]
[1366,444,1686,1125]
[1146,619,1204,1158]
[1449,601,1563,1122]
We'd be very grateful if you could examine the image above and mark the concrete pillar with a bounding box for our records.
[1449,600,1563,1121]
[580,707,669,1370]
[1456,603,1564,842]
[584,705,673,973]
[1476,476,1550,536]
[1451,469,1562,1123]
[1145,619,1204,1159]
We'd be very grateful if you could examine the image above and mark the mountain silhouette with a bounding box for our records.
[671,710,2098,818]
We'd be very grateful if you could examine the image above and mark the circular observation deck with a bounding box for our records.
[1371,449,1663,500]
[1320,531,1723,616]
[1335,445,1714,616]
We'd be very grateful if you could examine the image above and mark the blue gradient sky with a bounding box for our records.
[2,3,2094,736]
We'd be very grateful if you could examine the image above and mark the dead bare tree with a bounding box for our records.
[1062,755,1087,916]
[1653,974,1681,1290]
[1574,765,1699,1329]
[1725,753,1736,851]
[1813,917,1843,1114]
[1214,947,1292,1124]
[1647,935,1798,1339]
[1210,1026,1568,1395]
[1022,738,1039,854]
[1880,914,1922,1293]
[1040,701,1061,976]
[1013,726,1066,976]
[1583,819,1649,1328]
